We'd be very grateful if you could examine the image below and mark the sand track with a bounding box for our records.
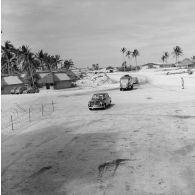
[2,70,195,195]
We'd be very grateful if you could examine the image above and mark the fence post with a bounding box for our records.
[52,100,54,112]
[42,104,44,116]
[11,115,14,130]
[29,108,31,122]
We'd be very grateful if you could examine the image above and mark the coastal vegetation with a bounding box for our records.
[1,41,74,75]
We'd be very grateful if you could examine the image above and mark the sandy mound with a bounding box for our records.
[76,72,118,87]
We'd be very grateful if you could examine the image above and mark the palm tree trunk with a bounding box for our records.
[128,58,131,71]
[7,56,10,75]
[123,53,125,72]
[27,57,35,87]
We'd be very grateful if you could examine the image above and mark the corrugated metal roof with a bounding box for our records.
[38,72,71,84]
[2,76,23,85]
[54,73,71,81]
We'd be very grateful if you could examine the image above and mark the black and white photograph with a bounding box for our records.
[1,0,195,194]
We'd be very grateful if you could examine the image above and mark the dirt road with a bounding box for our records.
[2,82,195,194]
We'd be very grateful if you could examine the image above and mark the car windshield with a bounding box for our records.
[92,94,105,100]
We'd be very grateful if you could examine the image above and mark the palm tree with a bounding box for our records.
[172,46,183,66]
[14,48,23,70]
[36,50,45,70]
[63,59,74,70]
[132,49,140,70]
[164,52,169,64]
[121,47,126,71]
[1,52,17,74]
[161,55,166,64]
[126,50,132,68]
[121,61,127,72]
[51,55,62,70]
[19,45,35,87]
[1,41,15,75]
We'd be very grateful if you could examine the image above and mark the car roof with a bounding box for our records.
[121,75,132,78]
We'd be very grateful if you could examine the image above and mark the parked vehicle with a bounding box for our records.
[120,75,134,91]
[132,77,139,84]
[15,86,27,94]
[10,87,17,94]
[23,87,39,94]
[88,93,111,110]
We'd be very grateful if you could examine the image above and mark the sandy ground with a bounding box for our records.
[1,69,195,195]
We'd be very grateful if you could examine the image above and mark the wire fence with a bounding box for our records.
[1,100,55,131]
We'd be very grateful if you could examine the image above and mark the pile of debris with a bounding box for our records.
[76,72,117,87]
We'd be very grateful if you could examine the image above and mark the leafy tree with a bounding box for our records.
[172,46,183,65]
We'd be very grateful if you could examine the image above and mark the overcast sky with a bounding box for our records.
[1,0,195,67]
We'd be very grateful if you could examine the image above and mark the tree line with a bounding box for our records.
[120,47,140,71]
[1,41,74,76]
[161,46,183,65]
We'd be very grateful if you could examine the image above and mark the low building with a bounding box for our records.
[178,58,195,68]
[142,63,160,69]
[37,71,73,90]
[1,75,24,94]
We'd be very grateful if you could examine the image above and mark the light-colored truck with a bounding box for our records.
[120,75,134,91]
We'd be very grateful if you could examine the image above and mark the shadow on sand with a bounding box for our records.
[2,126,124,195]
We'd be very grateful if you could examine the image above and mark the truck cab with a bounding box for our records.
[120,75,134,91]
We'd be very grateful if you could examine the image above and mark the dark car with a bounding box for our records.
[15,86,27,94]
[88,93,111,110]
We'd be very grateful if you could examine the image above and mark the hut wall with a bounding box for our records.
[54,81,72,89]
[1,84,24,94]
